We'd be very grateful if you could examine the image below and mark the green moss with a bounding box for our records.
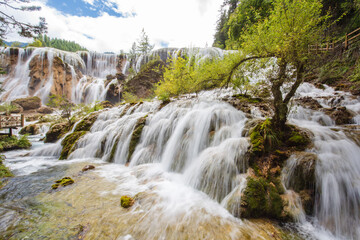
[52,177,74,189]
[0,135,31,152]
[59,131,87,160]
[287,126,311,150]
[249,119,279,155]
[109,137,120,162]
[44,121,72,143]
[120,195,134,208]
[233,94,262,103]
[74,112,99,132]
[241,177,284,220]
[127,115,147,162]
[0,155,13,188]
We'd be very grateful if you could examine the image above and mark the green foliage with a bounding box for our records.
[123,92,140,103]
[0,135,31,152]
[350,60,360,82]
[46,95,75,124]
[227,0,273,49]
[0,154,13,187]
[37,34,87,52]
[28,39,42,47]
[0,102,18,114]
[10,41,22,47]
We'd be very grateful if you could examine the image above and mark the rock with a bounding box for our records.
[116,73,126,82]
[105,83,122,104]
[82,165,95,172]
[60,131,87,160]
[287,152,317,192]
[127,115,147,162]
[44,122,72,143]
[37,106,53,114]
[25,114,42,122]
[297,97,323,110]
[19,124,40,135]
[327,107,355,125]
[99,101,113,109]
[106,74,115,80]
[74,112,100,132]
[125,60,166,99]
[12,96,41,110]
[10,103,23,113]
[52,177,74,189]
[240,176,284,220]
[120,196,134,208]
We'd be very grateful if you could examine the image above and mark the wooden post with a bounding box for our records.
[21,114,25,127]
[9,128,12,137]
[326,42,329,51]
[345,34,348,49]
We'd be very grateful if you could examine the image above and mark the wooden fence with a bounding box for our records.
[309,27,360,52]
[0,114,25,136]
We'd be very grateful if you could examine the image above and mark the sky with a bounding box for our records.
[2,0,224,53]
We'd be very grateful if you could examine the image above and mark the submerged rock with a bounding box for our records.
[82,165,95,172]
[120,196,134,208]
[52,177,74,189]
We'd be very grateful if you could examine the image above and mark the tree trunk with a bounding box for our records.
[271,61,288,131]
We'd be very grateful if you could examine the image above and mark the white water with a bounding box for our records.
[2,81,360,239]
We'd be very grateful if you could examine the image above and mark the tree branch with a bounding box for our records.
[283,62,304,104]
[224,54,274,87]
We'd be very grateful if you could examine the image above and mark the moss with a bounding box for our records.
[109,137,120,162]
[241,177,284,220]
[0,155,13,188]
[19,124,40,135]
[59,131,87,160]
[127,115,147,162]
[0,135,31,152]
[120,195,134,208]
[249,119,279,155]
[287,126,311,150]
[44,121,72,143]
[233,94,262,103]
[52,177,74,189]
[74,112,99,132]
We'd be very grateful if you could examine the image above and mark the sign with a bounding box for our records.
[0,114,24,129]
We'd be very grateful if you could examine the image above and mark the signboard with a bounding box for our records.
[0,114,24,129]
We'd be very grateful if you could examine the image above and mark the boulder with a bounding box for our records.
[37,106,53,114]
[105,83,122,104]
[82,165,95,172]
[19,124,40,135]
[10,103,23,113]
[44,122,71,143]
[297,97,323,110]
[328,107,355,125]
[12,96,41,110]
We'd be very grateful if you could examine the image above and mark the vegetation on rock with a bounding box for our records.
[44,121,72,143]
[73,112,99,132]
[60,131,87,160]
[19,123,40,135]
[120,195,135,208]
[0,154,13,188]
[127,115,147,162]
[11,96,41,110]
[0,135,31,152]
[52,177,74,189]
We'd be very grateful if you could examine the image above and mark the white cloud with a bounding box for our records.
[2,0,224,53]
[82,0,95,5]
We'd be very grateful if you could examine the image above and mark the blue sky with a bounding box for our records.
[2,0,223,52]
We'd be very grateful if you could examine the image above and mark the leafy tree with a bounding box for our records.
[227,0,327,130]
[136,28,154,55]
[46,95,75,124]
[0,0,47,40]
[28,38,42,47]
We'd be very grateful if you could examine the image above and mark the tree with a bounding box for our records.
[46,95,75,124]
[28,38,42,47]
[136,28,154,55]
[227,0,327,130]
[0,0,47,40]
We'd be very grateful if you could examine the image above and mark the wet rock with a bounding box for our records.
[9,103,23,113]
[60,131,87,160]
[340,125,360,147]
[297,97,323,110]
[74,112,100,132]
[44,122,72,143]
[299,189,315,215]
[326,107,355,125]
[99,101,113,109]
[19,123,40,135]
[52,177,74,189]
[105,83,122,104]
[120,195,134,208]
[82,165,95,172]
[128,115,147,162]
[240,176,284,220]
[37,106,53,114]
[11,96,41,110]
[125,60,166,99]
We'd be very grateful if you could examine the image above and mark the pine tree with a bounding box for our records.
[136,29,154,55]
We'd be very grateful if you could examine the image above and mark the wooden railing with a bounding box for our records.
[309,27,360,52]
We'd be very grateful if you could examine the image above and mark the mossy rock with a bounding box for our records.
[240,176,284,220]
[19,123,40,135]
[0,156,13,188]
[74,112,99,132]
[44,122,72,143]
[286,125,312,150]
[120,195,134,208]
[59,131,87,160]
[127,115,147,162]
[52,177,74,189]
[11,96,41,110]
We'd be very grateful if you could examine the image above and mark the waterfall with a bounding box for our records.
[0,47,120,104]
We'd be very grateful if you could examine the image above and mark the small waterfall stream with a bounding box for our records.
[0,81,359,239]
